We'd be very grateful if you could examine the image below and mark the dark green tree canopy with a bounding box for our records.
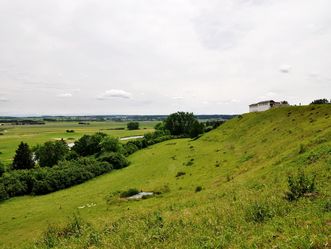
[163,112,203,137]
[127,122,139,130]
[34,140,69,167]
[12,142,35,170]
[310,98,330,105]
[72,132,107,156]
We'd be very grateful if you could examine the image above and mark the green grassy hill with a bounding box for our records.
[0,105,330,248]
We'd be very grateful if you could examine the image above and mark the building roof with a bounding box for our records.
[249,100,275,107]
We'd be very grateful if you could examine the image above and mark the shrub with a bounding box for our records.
[310,98,329,105]
[127,122,139,130]
[0,158,113,198]
[120,188,139,198]
[195,186,202,192]
[245,202,273,223]
[99,136,122,153]
[176,171,186,177]
[0,182,8,201]
[98,152,129,169]
[285,171,316,201]
[123,142,139,156]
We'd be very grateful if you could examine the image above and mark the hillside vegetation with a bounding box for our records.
[0,105,330,248]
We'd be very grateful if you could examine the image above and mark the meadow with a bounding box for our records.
[0,121,157,164]
[0,105,330,248]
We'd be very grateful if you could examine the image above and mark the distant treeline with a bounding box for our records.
[0,120,45,125]
[0,114,236,123]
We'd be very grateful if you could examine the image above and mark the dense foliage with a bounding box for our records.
[163,112,205,138]
[72,132,107,156]
[33,140,69,167]
[12,142,35,170]
[0,158,112,199]
[127,122,139,130]
[98,152,129,169]
[310,98,330,105]
[0,128,178,201]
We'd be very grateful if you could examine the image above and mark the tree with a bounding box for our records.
[12,142,35,170]
[34,140,69,167]
[163,112,203,137]
[310,99,329,105]
[127,122,139,130]
[72,132,107,156]
[189,120,205,138]
[99,136,122,153]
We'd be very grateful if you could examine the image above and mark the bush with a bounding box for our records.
[0,182,8,201]
[245,202,273,223]
[176,171,186,177]
[195,186,202,192]
[310,98,329,105]
[98,152,129,169]
[127,122,139,130]
[120,188,139,198]
[123,142,139,156]
[99,136,122,153]
[285,171,316,201]
[0,158,113,198]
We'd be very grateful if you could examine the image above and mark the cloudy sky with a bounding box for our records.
[0,0,330,115]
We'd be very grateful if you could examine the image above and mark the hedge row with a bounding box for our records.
[0,158,113,200]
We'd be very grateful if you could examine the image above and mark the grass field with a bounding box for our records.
[0,121,157,164]
[0,105,330,248]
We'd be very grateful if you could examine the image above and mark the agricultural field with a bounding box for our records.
[0,105,330,248]
[0,121,157,164]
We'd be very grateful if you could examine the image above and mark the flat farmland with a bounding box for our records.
[0,121,157,163]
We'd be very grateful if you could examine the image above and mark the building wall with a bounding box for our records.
[249,102,272,112]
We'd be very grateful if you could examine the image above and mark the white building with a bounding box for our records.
[249,100,289,112]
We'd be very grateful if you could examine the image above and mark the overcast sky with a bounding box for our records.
[0,0,330,116]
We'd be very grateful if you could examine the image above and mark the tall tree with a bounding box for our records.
[34,140,69,167]
[164,112,203,137]
[12,142,35,170]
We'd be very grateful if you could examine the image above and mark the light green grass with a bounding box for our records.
[0,121,157,164]
[0,105,330,248]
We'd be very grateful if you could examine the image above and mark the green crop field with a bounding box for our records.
[0,105,330,248]
[0,121,157,164]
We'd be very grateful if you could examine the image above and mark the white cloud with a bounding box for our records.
[0,97,9,102]
[0,0,330,115]
[97,89,132,100]
[279,65,291,73]
[57,93,72,97]
[172,96,184,100]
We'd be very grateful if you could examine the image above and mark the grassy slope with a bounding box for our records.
[0,121,156,163]
[0,105,330,248]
